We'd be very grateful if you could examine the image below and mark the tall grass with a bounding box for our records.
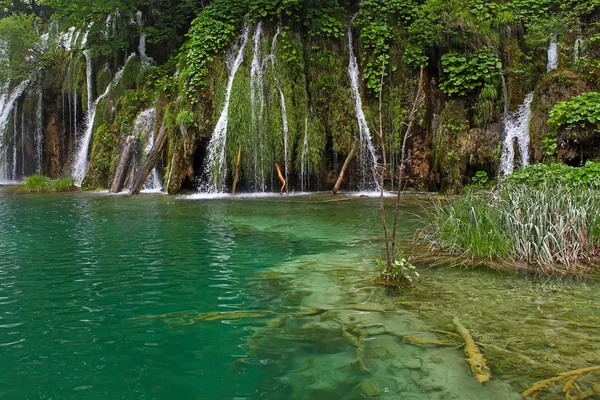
[20,175,76,193]
[425,185,600,275]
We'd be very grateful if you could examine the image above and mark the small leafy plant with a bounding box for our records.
[471,171,489,185]
[439,49,502,96]
[375,251,419,288]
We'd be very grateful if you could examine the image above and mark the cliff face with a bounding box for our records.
[0,1,598,193]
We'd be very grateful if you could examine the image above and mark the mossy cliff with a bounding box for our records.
[2,0,600,193]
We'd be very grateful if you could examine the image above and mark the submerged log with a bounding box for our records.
[275,162,288,195]
[522,366,600,398]
[232,147,242,195]
[332,142,357,195]
[453,317,491,384]
[110,135,137,193]
[130,125,166,195]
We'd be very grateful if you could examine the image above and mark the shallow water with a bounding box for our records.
[0,192,597,399]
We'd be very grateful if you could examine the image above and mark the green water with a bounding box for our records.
[0,192,598,399]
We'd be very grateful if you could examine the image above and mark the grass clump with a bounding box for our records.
[424,184,600,275]
[20,175,77,193]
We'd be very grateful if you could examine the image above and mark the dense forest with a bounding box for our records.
[0,0,599,194]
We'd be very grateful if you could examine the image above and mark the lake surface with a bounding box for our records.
[0,192,597,399]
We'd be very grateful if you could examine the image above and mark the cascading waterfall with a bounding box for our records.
[300,117,309,192]
[574,37,583,64]
[500,74,509,115]
[0,80,30,182]
[35,83,43,173]
[72,60,129,186]
[278,87,289,186]
[84,50,93,113]
[202,26,249,193]
[500,93,534,176]
[136,11,151,65]
[547,35,558,72]
[347,17,380,191]
[133,107,163,192]
[250,23,264,191]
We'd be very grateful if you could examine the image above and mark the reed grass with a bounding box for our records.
[424,185,600,275]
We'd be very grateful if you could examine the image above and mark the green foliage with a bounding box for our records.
[541,133,558,158]
[21,175,76,192]
[376,251,419,285]
[504,162,600,189]
[440,49,502,96]
[471,170,489,185]
[304,1,344,38]
[180,0,247,97]
[175,110,196,128]
[0,13,42,86]
[548,92,600,130]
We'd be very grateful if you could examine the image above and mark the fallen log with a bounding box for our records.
[332,142,357,195]
[453,316,491,384]
[275,162,288,195]
[522,366,600,399]
[232,147,242,195]
[130,125,167,195]
[110,135,137,193]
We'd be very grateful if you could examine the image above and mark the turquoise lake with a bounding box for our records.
[0,191,598,399]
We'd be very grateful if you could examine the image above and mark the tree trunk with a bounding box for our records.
[275,162,288,195]
[332,143,357,195]
[130,125,166,195]
[110,136,137,194]
[232,147,242,195]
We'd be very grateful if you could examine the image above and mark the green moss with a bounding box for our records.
[95,65,112,96]
[83,124,119,190]
[111,55,143,99]
[434,101,469,194]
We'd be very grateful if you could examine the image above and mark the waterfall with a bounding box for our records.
[250,23,264,191]
[278,87,289,185]
[347,18,380,191]
[72,61,128,186]
[500,74,508,116]
[136,11,151,65]
[547,35,558,72]
[300,117,309,192]
[84,50,93,113]
[133,107,162,192]
[574,37,583,65]
[202,26,249,193]
[0,80,30,181]
[35,83,43,173]
[500,93,534,176]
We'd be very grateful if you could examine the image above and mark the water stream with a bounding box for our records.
[72,59,129,186]
[547,35,558,72]
[500,93,534,176]
[347,17,380,192]
[133,107,163,192]
[202,26,249,193]
[300,117,309,192]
